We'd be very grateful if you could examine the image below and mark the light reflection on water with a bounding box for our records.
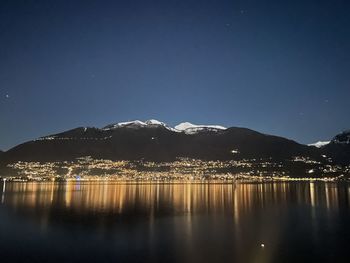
[0,181,349,263]
[1,182,345,213]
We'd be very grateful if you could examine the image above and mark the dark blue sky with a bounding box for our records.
[1,0,349,150]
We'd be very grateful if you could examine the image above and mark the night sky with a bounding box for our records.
[1,0,349,150]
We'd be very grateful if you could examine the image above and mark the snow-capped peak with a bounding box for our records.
[103,120,147,130]
[332,130,350,144]
[174,122,197,131]
[175,122,226,134]
[145,119,166,126]
[103,119,178,132]
[103,119,227,134]
[119,120,146,126]
[144,119,179,132]
[308,141,330,148]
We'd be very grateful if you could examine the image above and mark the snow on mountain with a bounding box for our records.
[308,130,350,147]
[145,119,165,125]
[175,122,227,134]
[103,119,179,132]
[308,141,330,148]
[332,130,350,144]
[103,120,147,130]
[102,120,227,134]
[144,119,179,132]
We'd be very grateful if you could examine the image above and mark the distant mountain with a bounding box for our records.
[332,130,350,144]
[322,130,350,165]
[0,120,347,165]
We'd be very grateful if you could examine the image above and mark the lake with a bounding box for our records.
[0,181,349,262]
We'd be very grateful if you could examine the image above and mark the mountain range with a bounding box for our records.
[0,119,349,166]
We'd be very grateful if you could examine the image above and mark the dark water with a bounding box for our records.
[0,181,349,263]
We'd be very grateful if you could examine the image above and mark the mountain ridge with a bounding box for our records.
[0,120,349,166]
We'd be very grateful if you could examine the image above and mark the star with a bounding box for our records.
[5,94,9,98]
[240,10,245,14]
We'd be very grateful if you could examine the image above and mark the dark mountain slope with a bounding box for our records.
[0,125,321,165]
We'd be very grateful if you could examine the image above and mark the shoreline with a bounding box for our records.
[1,175,348,183]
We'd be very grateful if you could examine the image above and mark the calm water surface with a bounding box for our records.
[0,181,349,263]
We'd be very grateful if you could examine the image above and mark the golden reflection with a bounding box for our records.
[309,182,316,207]
[0,181,347,263]
[1,180,5,203]
[324,183,339,210]
[0,181,344,217]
